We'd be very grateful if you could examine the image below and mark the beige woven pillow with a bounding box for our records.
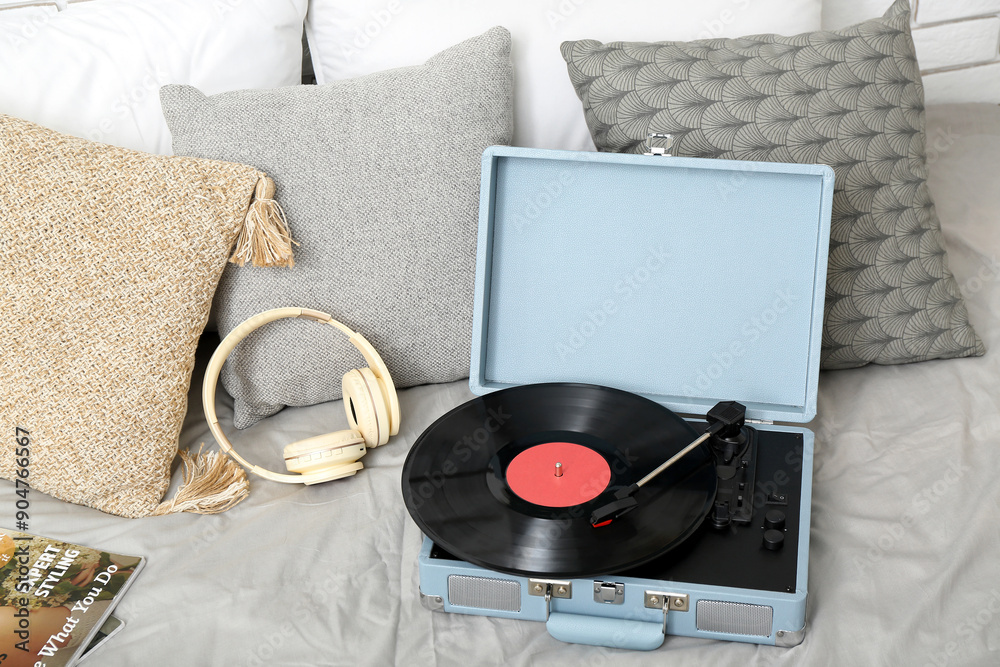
[0,114,294,518]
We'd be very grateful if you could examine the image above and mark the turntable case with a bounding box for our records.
[470,146,834,423]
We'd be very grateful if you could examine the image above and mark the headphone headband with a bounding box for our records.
[203,307,400,483]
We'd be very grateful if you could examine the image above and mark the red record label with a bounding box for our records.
[506,442,611,508]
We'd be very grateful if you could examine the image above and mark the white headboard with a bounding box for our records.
[824,0,1000,104]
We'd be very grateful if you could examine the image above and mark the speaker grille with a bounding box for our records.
[447,575,520,612]
[696,600,773,637]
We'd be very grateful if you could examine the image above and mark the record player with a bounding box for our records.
[402,140,834,650]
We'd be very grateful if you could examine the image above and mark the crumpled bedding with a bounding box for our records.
[6,104,1000,667]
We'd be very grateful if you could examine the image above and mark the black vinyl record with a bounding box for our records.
[401,383,718,578]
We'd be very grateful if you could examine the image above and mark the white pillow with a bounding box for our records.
[0,0,308,155]
[305,0,822,150]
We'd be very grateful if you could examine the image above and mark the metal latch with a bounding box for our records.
[644,132,674,156]
[644,591,690,633]
[529,579,572,620]
[593,581,625,605]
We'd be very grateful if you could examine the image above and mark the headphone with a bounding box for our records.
[203,307,400,484]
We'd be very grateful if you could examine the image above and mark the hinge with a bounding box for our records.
[528,578,572,620]
[746,418,773,425]
[644,591,689,612]
[528,579,572,599]
[644,591,690,634]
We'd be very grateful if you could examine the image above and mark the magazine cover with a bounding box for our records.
[0,529,144,667]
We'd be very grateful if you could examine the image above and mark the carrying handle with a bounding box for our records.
[546,612,665,651]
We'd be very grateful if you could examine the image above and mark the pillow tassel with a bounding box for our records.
[230,175,296,268]
[152,444,250,516]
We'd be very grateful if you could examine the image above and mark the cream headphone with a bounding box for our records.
[203,307,400,484]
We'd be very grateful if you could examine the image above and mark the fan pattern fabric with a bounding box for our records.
[561,0,983,369]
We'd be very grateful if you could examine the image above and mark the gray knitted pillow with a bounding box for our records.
[162,27,513,427]
[561,0,984,369]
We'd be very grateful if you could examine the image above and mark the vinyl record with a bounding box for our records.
[401,383,717,578]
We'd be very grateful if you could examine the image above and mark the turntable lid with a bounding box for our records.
[470,146,834,423]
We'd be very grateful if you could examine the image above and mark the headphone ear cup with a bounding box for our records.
[282,430,366,479]
[342,368,390,447]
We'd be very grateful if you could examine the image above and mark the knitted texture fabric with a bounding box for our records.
[561,0,983,369]
[161,27,514,428]
[0,114,266,517]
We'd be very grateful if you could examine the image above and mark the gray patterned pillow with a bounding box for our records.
[561,0,983,369]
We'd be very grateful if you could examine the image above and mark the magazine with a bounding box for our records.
[78,616,124,663]
[0,529,144,667]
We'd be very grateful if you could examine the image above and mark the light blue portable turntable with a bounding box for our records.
[412,140,834,650]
